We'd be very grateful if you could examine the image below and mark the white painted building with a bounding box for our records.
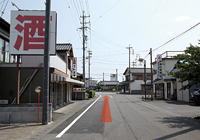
[121,67,151,94]
[152,51,186,100]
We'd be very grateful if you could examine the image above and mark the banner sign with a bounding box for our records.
[10,10,56,55]
[157,54,162,79]
[72,57,77,78]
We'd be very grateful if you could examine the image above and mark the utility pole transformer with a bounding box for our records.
[126,45,132,95]
[80,11,90,90]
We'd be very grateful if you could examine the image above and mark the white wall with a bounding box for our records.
[21,55,67,75]
[50,55,66,73]
[163,59,178,79]
[21,55,43,67]
[130,80,144,90]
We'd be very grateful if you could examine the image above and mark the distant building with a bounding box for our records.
[110,74,117,81]
[120,67,151,94]
[85,78,98,88]
[98,81,119,91]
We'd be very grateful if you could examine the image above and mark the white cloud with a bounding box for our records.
[174,16,190,22]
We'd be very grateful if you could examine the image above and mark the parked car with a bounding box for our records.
[190,89,200,105]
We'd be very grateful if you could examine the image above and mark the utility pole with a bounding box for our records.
[43,0,51,125]
[116,69,118,81]
[126,45,132,95]
[144,60,146,101]
[80,11,90,90]
[103,72,104,91]
[150,48,153,101]
[87,50,92,87]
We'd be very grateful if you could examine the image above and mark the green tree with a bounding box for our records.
[95,85,102,91]
[168,43,200,90]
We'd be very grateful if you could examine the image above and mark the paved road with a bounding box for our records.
[25,92,200,140]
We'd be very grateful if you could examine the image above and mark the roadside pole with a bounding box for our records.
[150,48,153,101]
[43,0,51,125]
[126,45,132,95]
[144,60,146,101]
[35,86,42,124]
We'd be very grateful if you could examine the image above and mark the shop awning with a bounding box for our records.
[147,79,161,84]
[65,78,84,85]
[51,74,84,85]
[119,81,130,85]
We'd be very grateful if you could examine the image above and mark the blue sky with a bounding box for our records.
[2,0,200,81]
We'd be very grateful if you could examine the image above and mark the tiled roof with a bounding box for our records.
[56,43,72,51]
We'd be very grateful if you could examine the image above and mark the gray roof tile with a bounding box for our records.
[56,44,72,51]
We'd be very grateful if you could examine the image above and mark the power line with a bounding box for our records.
[91,37,120,51]
[0,0,5,14]
[85,0,90,15]
[70,0,81,17]
[133,0,163,47]
[153,22,200,52]
[0,0,5,5]
[0,0,8,18]
[143,21,200,59]
[90,29,124,48]
[74,0,82,15]
[92,0,123,24]
[65,0,82,43]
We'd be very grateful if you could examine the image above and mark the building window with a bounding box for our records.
[132,76,138,80]
[126,76,129,81]
[5,41,10,63]
[146,75,151,80]
[0,38,4,62]
[0,38,18,63]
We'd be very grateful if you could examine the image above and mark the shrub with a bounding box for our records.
[89,90,96,98]
[86,89,89,93]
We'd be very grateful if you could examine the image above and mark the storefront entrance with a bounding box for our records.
[167,83,171,99]
[155,83,164,99]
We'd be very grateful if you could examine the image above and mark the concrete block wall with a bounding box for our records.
[0,103,52,123]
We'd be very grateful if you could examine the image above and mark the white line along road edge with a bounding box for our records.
[55,95,102,138]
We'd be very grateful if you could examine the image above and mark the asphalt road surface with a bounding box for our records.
[26,92,200,140]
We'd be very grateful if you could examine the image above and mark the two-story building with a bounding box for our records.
[152,51,183,100]
[0,17,84,108]
[120,67,151,94]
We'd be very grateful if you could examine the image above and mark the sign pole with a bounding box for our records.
[35,86,42,124]
[38,92,40,124]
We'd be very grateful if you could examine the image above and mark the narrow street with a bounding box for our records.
[25,92,200,140]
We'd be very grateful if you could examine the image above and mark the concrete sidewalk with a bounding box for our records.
[0,97,96,140]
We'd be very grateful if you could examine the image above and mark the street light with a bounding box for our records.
[139,58,146,101]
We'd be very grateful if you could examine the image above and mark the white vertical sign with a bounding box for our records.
[157,54,162,79]
[72,57,77,78]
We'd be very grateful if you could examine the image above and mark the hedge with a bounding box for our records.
[89,90,96,98]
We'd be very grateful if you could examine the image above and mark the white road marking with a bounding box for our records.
[55,95,102,138]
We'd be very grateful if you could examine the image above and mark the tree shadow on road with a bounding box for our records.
[163,100,198,107]
[154,116,200,140]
